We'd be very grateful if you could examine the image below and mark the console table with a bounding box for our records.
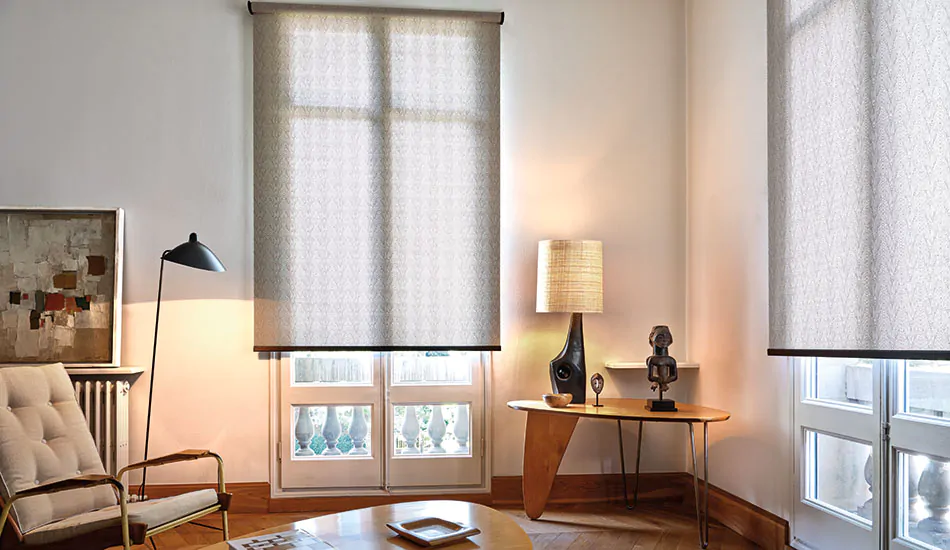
[507,398,730,549]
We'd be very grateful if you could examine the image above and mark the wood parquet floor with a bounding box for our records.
[127,502,759,549]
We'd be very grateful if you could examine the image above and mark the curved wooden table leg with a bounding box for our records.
[522,411,579,519]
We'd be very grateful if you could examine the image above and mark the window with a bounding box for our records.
[279,351,487,492]
[251,6,501,494]
[771,2,950,546]
[793,358,950,549]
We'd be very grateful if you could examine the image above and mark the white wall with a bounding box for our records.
[0,0,261,484]
[0,0,690,484]
[491,0,689,476]
[686,0,792,517]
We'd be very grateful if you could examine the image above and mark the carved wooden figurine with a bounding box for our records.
[645,325,678,412]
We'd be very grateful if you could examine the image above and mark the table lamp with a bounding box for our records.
[536,240,603,404]
[140,233,225,499]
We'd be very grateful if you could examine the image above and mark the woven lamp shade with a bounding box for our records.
[537,240,603,313]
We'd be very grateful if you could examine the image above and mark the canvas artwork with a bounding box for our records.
[0,209,123,364]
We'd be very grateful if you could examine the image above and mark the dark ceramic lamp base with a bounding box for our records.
[549,312,586,405]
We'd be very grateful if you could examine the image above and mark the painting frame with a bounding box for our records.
[0,207,124,366]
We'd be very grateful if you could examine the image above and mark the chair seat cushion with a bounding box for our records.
[22,489,219,546]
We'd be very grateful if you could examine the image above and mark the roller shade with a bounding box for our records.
[253,9,500,351]
[768,0,950,359]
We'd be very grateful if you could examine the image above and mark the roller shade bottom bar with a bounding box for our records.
[768,349,950,361]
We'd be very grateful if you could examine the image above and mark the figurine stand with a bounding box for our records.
[593,394,603,407]
[646,398,677,412]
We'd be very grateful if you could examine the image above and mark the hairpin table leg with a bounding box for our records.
[689,422,710,548]
[618,420,644,510]
[704,421,710,545]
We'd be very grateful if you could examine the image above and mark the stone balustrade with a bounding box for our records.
[396,404,470,455]
[854,452,950,549]
[294,405,371,457]
[291,354,474,458]
[292,403,470,457]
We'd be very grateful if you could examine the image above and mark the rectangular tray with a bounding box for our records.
[386,516,481,547]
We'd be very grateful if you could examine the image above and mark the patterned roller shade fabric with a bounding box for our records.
[768,1,950,358]
[253,10,500,350]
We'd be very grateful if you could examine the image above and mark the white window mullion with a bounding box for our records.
[792,358,881,549]
[887,359,950,550]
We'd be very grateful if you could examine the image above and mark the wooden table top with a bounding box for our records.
[507,398,731,423]
[202,500,531,549]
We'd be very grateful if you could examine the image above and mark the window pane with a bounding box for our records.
[292,352,372,386]
[808,358,873,409]
[391,351,473,386]
[393,403,471,457]
[389,22,481,114]
[291,20,376,109]
[806,430,873,524]
[903,361,950,419]
[387,119,488,331]
[898,452,950,550]
[292,405,372,458]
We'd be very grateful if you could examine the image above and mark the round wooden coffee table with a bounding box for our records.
[201,500,530,549]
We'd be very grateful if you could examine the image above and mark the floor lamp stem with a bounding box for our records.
[140,255,166,500]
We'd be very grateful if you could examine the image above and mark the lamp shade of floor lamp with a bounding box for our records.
[537,240,603,404]
[140,233,225,499]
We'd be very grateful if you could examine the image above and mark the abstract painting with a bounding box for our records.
[0,208,123,364]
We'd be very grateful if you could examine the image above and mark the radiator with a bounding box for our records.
[73,379,131,476]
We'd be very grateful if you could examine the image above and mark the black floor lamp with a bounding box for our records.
[139,232,225,500]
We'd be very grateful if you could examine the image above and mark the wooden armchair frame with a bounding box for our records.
[118,449,231,543]
[0,449,230,549]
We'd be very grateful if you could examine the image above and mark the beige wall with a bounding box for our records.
[0,0,691,484]
[686,0,792,517]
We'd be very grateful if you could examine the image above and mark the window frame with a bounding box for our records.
[267,350,493,498]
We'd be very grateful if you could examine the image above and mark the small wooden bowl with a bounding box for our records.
[542,393,573,408]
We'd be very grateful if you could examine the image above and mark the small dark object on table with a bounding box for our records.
[590,372,605,407]
[645,325,678,412]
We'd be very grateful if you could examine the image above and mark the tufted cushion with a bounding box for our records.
[0,363,116,533]
[22,488,219,545]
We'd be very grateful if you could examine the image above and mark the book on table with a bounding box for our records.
[227,529,332,549]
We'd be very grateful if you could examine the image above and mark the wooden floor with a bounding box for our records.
[124,502,758,549]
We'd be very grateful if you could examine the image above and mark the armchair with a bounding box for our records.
[0,363,230,549]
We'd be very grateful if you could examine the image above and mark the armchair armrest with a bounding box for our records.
[122,449,216,471]
[15,474,121,498]
[1,475,132,548]
[118,449,227,495]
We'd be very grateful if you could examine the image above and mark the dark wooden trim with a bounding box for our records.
[686,477,790,550]
[768,348,950,360]
[253,345,501,352]
[491,473,684,506]
[136,482,269,514]
[268,492,492,513]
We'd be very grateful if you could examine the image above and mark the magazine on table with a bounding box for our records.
[227,528,333,549]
